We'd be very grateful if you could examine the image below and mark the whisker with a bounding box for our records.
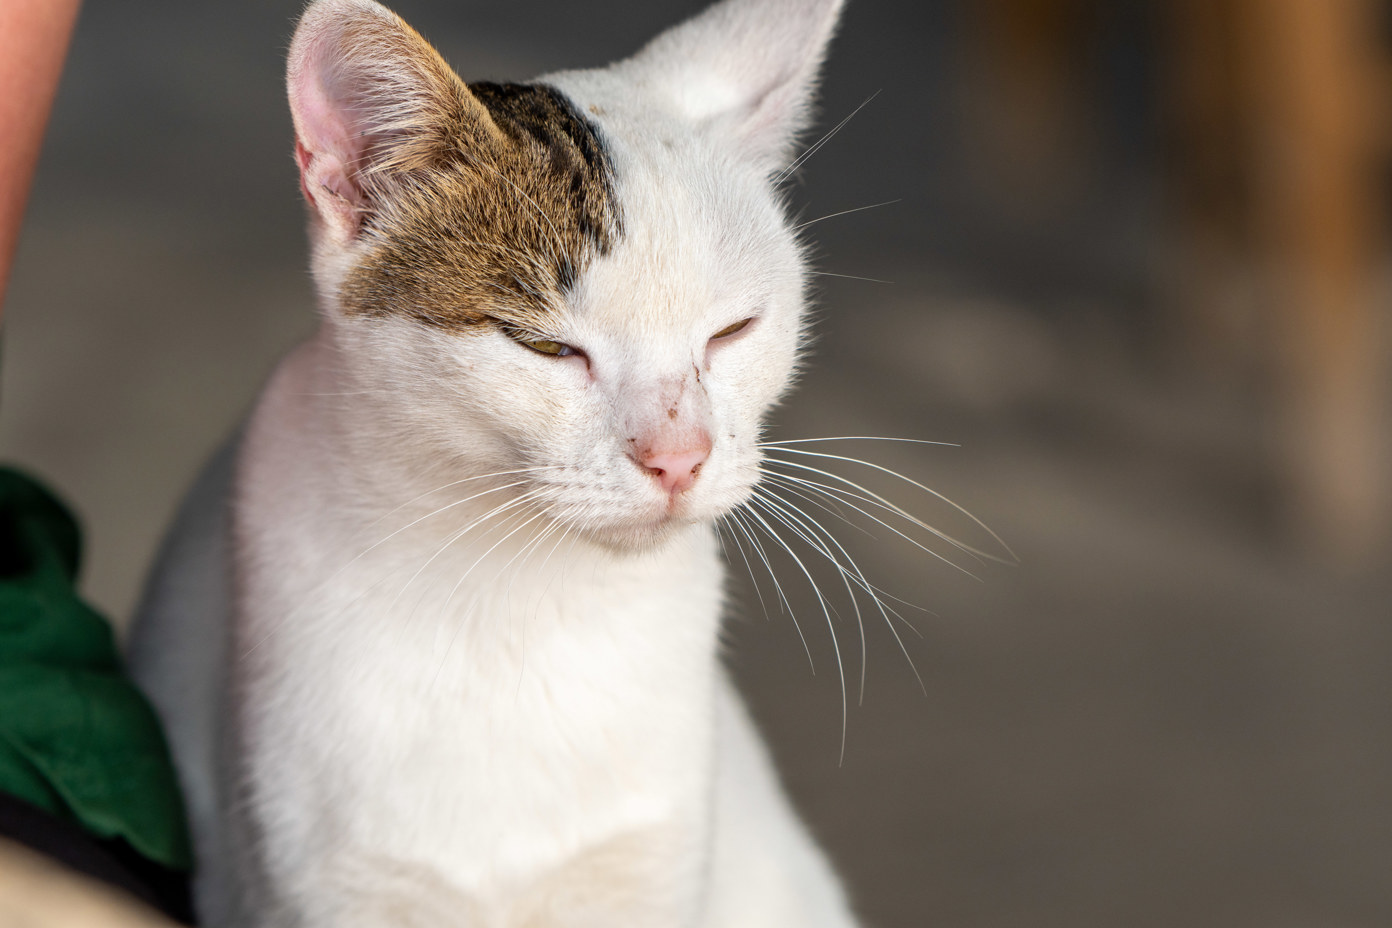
[728,508,813,672]
[439,507,551,620]
[365,465,563,533]
[755,488,928,698]
[359,479,531,560]
[717,515,774,624]
[808,271,893,284]
[729,509,792,619]
[513,521,578,695]
[754,481,925,616]
[759,472,874,539]
[528,519,577,610]
[392,497,542,642]
[763,449,1017,564]
[501,518,555,611]
[238,483,535,658]
[391,490,547,619]
[430,506,553,686]
[795,199,901,230]
[777,89,881,183]
[756,487,933,629]
[750,493,870,704]
[739,503,849,765]
[297,390,393,397]
[763,464,984,579]
[495,512,568,658]
[755,489,927,677]
[761,437,959,448]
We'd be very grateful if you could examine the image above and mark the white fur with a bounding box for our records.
[129,0,857,925]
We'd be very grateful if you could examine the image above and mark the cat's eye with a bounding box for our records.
[710,318,753,341]
[519,337,576,357]
[500,324,578,358]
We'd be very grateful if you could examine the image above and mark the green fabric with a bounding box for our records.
[0,466,191,870]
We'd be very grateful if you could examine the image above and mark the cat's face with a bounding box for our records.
[289,0,841,549]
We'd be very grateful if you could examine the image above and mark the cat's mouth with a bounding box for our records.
[537,485,725,553]
[524,451,756,551]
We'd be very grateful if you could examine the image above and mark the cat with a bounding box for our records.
[127,0,866,924]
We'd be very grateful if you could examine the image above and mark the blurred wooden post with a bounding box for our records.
[1160,0,1263,368]
[1243,0,1387,561]
[963,0,1093,211]
[1160,0,1387,559]
[973,0,1388,558]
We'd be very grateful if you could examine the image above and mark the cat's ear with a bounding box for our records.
[287,0,498,242]
[619,0,845,175]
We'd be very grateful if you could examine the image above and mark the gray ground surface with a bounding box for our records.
[3,1,1389,926]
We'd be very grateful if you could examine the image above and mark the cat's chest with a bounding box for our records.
[237,519,724,883]
[310,625,716,883]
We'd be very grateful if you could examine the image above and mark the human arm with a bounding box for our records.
[0,0,82,314]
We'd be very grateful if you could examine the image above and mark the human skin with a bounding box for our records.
[0,0,82,317]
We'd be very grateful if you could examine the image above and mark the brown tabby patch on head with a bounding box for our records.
[339,81,622,333]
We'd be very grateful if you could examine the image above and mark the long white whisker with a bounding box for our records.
[753,486,915,622]
[754,488,928,682]
[761,437,959,448]
[365,465,563,533]
[759,472,875,539]
[763,464,983,579]
[392,498,543,649]
[494,512,569,658]
[391,490,547,618]
[762,456,1013,567]
[513,520,578,695]
[717,515,773,624]
[759,476,934,621]
[239,475,557,659]
[730,509,793,620]
[529,519,577,609]
[740,504,849,765]
[808,271,893,284]
[728,508,814,672]
[777,90,881,183]
[502,517,561,622]
[795,199,901,230]
[431,506,553,686]
[768,445,1018,562]
[759,479,934,630]
[440,507,551,620]
[357,479,531,564]
[751,492,870,705]
[743,484,933,621]
[756,489,928,698]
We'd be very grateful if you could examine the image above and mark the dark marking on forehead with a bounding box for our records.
[339,81,621,333]
[471,82,618,272]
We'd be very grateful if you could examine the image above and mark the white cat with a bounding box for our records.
[128,0,863,924]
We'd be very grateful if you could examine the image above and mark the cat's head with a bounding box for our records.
[288,0,843,549]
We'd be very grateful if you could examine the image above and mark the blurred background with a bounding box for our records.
[3,0,1391,925]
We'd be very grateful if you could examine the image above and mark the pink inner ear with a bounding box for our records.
[296,139,360,208]
[289,56,370,237]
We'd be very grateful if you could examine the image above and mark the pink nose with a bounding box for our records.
[639,445,710,496]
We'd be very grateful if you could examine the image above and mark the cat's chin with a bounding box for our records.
[579,514,710,554]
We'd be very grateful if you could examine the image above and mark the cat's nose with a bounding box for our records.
[638,440,711,496]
